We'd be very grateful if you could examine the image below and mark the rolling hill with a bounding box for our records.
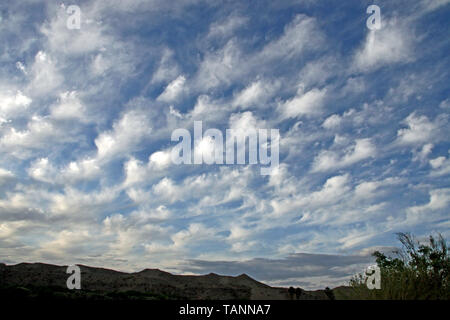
[0,262,329,300]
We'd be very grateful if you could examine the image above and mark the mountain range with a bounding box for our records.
[0,262,332,300]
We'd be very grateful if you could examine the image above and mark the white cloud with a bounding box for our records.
[0,168,14,185]
[28,51,63,96]
[28,158,56,183]
[95,109,153,159]
[28,156,101,185]
[322,114,342,129]
[298,56,340,87]
[194,14,324,90]
[152,178,180,202]
[353,19,414,71]
[123,158,147,187]
[149,150,172,169]
[259,14,324,61]
[207,15,248,39]
[354,177,401,200]
[312,138,376,172]
[338,227,379,249]
[0,116,76,158]
[420,0,450,12]
[232,79,280,110]
[408,188,450,213]
[396,113,438,146]
[195,40,242,90]
[0,90,32,118]
[157,75,187,103]
[62,158,101,182]
[430,156,446,168]
[412,143,433,162]
[229,111,265,132]
[307,174,351,206]
[40,6,108,56]
[49,186,120,218]
[429,153,450,176]
[16,61,27,75]
[37,229,93,257]
[90,53,111,76]
[440,98,450,109]
[151,48,181,84]
[171,223,217,249]
[50,91,87,122]
[188,95,228,122]
[279,87,327,119]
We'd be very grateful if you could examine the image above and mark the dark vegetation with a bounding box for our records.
[345,232,449,300]
[288,286,304,300]
[0,285,175,300]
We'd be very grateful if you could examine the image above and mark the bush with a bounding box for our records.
[324,287,335,300]
[349,233,449,300]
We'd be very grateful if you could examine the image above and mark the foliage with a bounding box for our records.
[324,287,335,300]
[349,232,449,300]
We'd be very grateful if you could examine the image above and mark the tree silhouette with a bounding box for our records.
[288,286,295,300]
[324,287,335,300]
[295,287,303,299]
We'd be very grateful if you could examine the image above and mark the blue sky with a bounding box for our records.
[0,0,449,289]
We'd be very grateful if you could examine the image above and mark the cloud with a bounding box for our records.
[395,113,440,146]
[50,91,87,122]
[95,108,153,159]
[28,157,100,184]
[353,19,415,72]
[207,15,248,40]
[312,138,376,172]
[408,188,450,214]
[308,174,351,206]
[232,79,280,110]
[194,14,324,90]
[0,0,449,289]
[0,90,32,118]
[440,98,450,110]
[0,115,80,159]
[27,51,63,97]
[258,14,324,61]
[429,153,450,176]
[420,0,450,12]
[151,48,181,84]
[171,223,218,249]
[279,87,327,119]
[179,252,374,290]
[0,168,14,186]
[194,40,243,90]
[40,5,109,56]
[412,143,433,162]
[354,177,402,200]
[298,56,341,88]
[322,114,342,129]
[157,75,187,103]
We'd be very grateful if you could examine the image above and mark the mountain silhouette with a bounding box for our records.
[0,262,328,300]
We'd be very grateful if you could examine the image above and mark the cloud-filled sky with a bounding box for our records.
[0,0,449,289]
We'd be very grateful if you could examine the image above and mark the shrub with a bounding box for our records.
[349,233,449,300]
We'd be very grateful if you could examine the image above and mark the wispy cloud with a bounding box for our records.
[0,0,448,289]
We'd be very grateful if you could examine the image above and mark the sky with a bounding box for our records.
[0,0,449,290]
